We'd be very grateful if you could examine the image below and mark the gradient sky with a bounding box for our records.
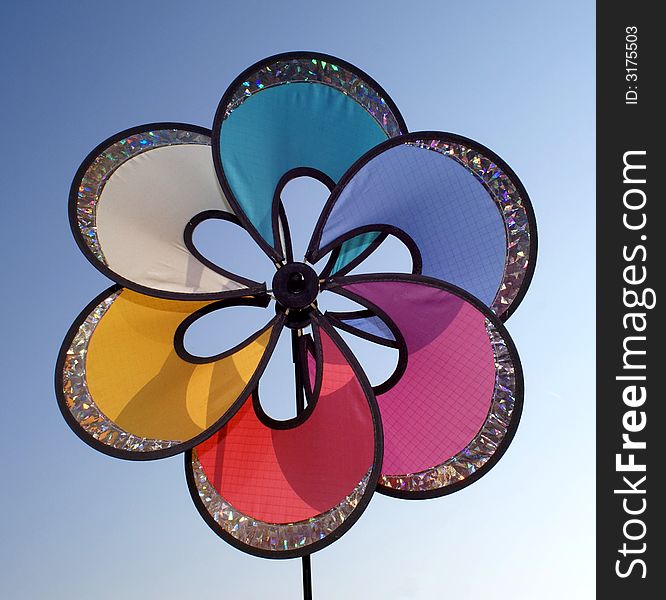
[1,1,595,598]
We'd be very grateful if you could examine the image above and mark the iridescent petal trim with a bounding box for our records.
[76,129,211,264]
[408,139,532,316]
[62,290,180,452]
[223,57,403,137]
[380,319,517,492]
[192,453,371,553]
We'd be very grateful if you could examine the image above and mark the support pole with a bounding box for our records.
[302,554,313,600]
[292,329,306,414]
[291,329,313,600]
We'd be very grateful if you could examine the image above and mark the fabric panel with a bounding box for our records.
[340,280,496,475]
[85,290,273,441]
[331,231,381,276]
[318,144,507,305]
[341,313,395,343]
[96,144,252,295]
[195,327,375,523]
[219,83,388,248]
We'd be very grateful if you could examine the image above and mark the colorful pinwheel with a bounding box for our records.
[57,52,536,561]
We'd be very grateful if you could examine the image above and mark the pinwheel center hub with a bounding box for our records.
[272,262,319,311]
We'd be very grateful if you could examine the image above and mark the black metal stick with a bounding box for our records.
[291,329,313,600]
[302,554,313,600]
[292,330,306,414]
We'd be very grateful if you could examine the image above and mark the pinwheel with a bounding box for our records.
[56,52,536,595]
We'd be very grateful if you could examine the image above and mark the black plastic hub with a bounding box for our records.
[272,262,319,310]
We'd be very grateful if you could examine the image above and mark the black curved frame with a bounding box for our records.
[319,229,422,347]
[252,317,324,430]
[322,287,408,397]
[298,333,318,404]
[271,167,336,262]
[173,295,274,364]
[183,209,274,284]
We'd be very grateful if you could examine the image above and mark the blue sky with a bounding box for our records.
[1,1,595,598]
